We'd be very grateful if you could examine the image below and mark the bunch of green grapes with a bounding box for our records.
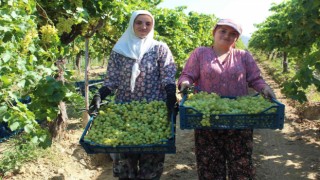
[84,100,172,147]
[81,17,101,36]
[236,96,277,114]
[104,24,116,35]
[184,92,277,126]
[39,24,59,44]
[56,17,75,35]
[21,28,38,54]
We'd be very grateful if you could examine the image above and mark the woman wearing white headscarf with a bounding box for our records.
[90,10,177,180]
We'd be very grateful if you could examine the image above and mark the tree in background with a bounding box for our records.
[249,0,320,102]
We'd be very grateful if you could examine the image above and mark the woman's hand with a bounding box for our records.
[165,84,178,122]
[180,81,191,92]
[89,95,101,114]
[261,85,276,100]
[88,86,112,115]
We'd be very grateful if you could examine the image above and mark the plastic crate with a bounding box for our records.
[79,114,176,154]
[179,94,285,130]
[0,122,23,143]
[75,79,104,96]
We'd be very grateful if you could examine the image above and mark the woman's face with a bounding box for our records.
[133,14,153,39]
[213,25,239,48]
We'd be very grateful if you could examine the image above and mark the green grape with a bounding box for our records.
[39,24,59,44]
[184,92,277,127]
[56,17,75,35]
[21,28,38,54]
[85,100,172,146]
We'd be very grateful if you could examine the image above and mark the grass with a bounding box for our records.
[0,134,50,177]
[305,85,320,103]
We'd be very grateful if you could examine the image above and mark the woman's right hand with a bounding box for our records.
[180,81,191,92]
[89,95,101,114]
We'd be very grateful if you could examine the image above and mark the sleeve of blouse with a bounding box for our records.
[158,43,177,87]
[178,48,201,88]
[244,51,267,92]
[104,51,120,91]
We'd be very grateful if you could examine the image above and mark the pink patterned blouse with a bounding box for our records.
[178,47,267,96]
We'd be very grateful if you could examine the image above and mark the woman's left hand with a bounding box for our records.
[165,84,178,121]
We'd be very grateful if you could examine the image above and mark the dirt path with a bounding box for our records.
[2,66,320,180]
[252,67,320,180]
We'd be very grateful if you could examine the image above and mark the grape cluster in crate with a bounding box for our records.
[179,92,285,130]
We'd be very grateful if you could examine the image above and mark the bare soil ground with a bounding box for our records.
[2,66,320,180]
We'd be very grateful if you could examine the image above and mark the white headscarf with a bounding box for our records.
[113,10,159,92]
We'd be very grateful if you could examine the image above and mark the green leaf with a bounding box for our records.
[28,44,36,53]
[2,114,9,122]
[10,11,18,19]
[0,75,12,87]
[65,92,73,97]
[10,122,20,131]
[39,134,47,142]
[39,134,52,148]
[8,0,14,6]
[24,124,33,133]
[0,105,8,117]
[17,79,26,88]
[31,136,39,143]
[1,51,11,62]
[1,14,12,21]
[0,26,11,32]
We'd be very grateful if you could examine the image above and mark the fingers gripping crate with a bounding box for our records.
[79,113,176,154]
[179,94,285,130]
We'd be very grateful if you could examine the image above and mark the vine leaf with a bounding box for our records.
[10,121,20,131]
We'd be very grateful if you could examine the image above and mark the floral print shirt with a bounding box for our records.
[104,43,176,102]
[178,47,267,96]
